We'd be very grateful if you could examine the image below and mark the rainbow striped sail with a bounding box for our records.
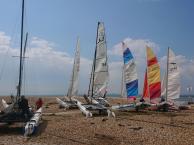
[122,42,138,99]
[146,46,161,103]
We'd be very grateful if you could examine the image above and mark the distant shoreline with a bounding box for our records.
[0,94,193,98]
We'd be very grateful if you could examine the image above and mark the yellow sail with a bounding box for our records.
[146,46,161,102]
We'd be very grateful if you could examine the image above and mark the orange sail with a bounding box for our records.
[142,69,149,99]
[146,46,161,102]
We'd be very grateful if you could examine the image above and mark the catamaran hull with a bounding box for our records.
[112,104,136,111]
[1,99,9,109]
[24,108,42,136]
[73,99,92,118]
[56,97,77,109]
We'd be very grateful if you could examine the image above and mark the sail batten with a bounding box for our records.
[122,42,138,99]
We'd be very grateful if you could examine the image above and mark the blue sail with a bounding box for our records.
[122,43,138,99]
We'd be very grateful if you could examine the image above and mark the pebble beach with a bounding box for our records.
[1,96,194,145]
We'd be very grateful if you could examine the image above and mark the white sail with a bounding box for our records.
[166,48,181,100]
[67,38,80,99]
[121,65,127,98]
[89,22,108,98]
[161,72,166,97]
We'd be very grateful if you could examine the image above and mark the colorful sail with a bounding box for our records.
[165,48,180,100]
[122,42,138,99]
[146,46,161,102]
[67,37,80,99]
[88,22,108,98]
[142,69,149,99]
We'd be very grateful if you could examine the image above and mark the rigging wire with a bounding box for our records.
[0,1,21,95]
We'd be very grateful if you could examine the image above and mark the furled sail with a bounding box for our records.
[165,48,180,100]
[67,37,80,99]
[88,22,108,98]
[122,42,138,99]
[146,46,161,103]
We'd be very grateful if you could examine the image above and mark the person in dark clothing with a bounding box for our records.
[140,98,145,102]
[160,97,165,103]
[83,94,90,103]
[10,95,14,103]
[18,95,31,119]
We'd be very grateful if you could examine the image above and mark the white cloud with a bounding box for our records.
[108,38,194,94]
[0,33,193,95]
[108,38,159,68]
[0,32,92,95]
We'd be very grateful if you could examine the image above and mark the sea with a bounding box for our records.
[3,94,193,103]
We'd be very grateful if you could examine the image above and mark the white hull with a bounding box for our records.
[24,107,42,136]
[112,104,136,111]
[1,99,9,109]
[56,97,70,109]
[72,98,92,118]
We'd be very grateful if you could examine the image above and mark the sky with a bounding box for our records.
[0,0,193,96]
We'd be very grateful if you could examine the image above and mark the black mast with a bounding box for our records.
[16,0,25,100]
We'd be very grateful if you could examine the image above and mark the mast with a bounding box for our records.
[165,47,170,101]
[146,46,151,103]
[16,0,25,100]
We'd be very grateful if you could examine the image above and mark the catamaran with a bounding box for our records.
[0,0,42,136]
[136,46,161,110]
[112,42,138,111]
[56,37,80,109]
[160,48,189,110]
[75,22,114,117]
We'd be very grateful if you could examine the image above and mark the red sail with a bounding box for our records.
[143,70,149,99]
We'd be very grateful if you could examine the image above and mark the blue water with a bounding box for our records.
[108,94,194,102]
[2,94,193,102]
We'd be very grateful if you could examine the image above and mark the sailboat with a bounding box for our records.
[163,48,180,101]
[112,42,138,111]
[141,46,161,102]
[56,37,80,109]
[85,22,110,107]
[75,22,114,117]
[160,48,188,110]
[136,46,161,110]
[0,0,42,136]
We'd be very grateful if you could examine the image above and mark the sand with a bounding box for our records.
[1,96,194,145]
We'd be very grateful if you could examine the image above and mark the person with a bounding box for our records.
[35,98,43,110]
[83,94,90,103]
[140,98,145,102]
[18,95,31,119]
[10,94,14,103]
[160,97,165,103]
[102,89,107,98]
